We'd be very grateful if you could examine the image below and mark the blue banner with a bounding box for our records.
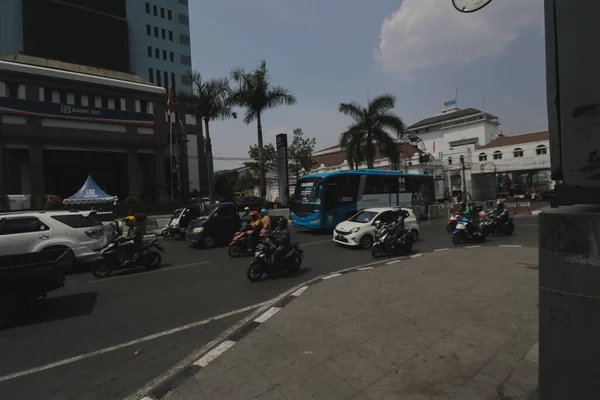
[0,97,154,126]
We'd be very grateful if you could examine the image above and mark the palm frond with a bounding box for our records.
[265,86,297,109]
[377,113,406,137]
[368,94,396,115]
[338,102,365,123]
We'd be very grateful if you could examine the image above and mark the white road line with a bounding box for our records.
[465,245,482,248]
[499,244,522,248]
[410,253,423,258]
[357,267,374,270]
[322,273,342,280]
[434,248,449,252]
[193,340,236,367]
[0,301,268,384]
[254,307,281,323]
[386,260,402,264]
[88,261,209,283]
[140,397,154,400]
[291,286,308,297]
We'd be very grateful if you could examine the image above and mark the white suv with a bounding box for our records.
[0,210,107,262]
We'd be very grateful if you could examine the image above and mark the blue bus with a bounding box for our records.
[291,169,435,229]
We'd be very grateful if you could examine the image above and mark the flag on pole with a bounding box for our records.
[167,86,173,116]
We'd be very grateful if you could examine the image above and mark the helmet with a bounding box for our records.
[497,201,505,208]
[475,204,483,211]
[260,208,268,215]
[244,207,249,211]
[277,218,288,229]
[249,211,259,217]
[125,215,136,226]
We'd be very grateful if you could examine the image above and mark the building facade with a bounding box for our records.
[310,106,552,202]
[0,55,168,206]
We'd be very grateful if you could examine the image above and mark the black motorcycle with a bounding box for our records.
[482,213,515,236]
[246,238,304,282]
[371,220,413,258]
[91,237,165,279]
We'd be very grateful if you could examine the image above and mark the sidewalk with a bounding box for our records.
[157,247,539,400]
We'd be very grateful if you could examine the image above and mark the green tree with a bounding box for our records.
[245,143,277,173]
[235,171,259,193]
[338,94,405,169]
[229,60,297,203]
[175,72,236,201]
[288,128,316,177]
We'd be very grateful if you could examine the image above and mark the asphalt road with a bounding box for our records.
[0,215,540,400]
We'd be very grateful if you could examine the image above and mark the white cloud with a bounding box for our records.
[376,0,543,73]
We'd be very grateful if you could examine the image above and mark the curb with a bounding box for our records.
[131,244,526,400]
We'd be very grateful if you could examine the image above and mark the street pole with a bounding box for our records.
[461,158,467,200]
[169,113,174,200]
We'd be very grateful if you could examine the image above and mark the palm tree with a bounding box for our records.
[176,72,236,201]
[229,60,297,203]
[338,94,406,169]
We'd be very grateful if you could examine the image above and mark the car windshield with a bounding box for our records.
[201,205,218,217]
[172,209,183,219]
[348,211,379,223]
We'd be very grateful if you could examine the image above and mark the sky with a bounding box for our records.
[188,0,546,171]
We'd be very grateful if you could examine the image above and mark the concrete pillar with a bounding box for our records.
[29,144,45,209]
[539,206,600,399]
[0,143,7,210]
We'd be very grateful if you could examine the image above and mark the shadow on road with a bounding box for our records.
[8,291,99,329]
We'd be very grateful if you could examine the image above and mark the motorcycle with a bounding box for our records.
[452,217,485,244]
[161,208,183,238]
[228,223,255,258]
[246,238,304,282]
[91,237,165,279]
[446,211,461,232]
[482,213,515,236]
[371,220,414,258]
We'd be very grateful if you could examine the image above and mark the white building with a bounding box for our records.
[310,105,551,201]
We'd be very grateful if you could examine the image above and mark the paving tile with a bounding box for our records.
[470,306,530,334]
[164,378,208,400]
[469,277,518,299]
[493,383,531,400]
[401,348,475,394]
[250,344,319,386]
[449,372,501,400]
[227,326,290,363]
[356,327,430,371]
[427,332,497,370]
[349,392,372,400]
[452,319,515,349]
[328,312,393,343]
[480,350,522,382]
[519,318,539,340]
[194,347,248,384]
[252,388,288,399]
[325,346,394,391]
[294,329,361,363]
[487,299,537,321]
[524,341,539,364]
[505,359,539,393]
[502,333,538,358]
[199,362,273,400]
[363,369,450,400]
[278,364,358,400]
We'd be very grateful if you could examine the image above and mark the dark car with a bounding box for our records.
[185,202,240,248]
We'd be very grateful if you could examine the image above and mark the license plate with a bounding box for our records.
[335,235,343,240]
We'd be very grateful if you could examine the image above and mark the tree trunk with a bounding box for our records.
[204,118,216,202]
[256,113,267,204]
[196,118,207,197]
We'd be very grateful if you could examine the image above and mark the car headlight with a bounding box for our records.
[311,218,320,224]
[350,227,360,234]
[193,227,204,233]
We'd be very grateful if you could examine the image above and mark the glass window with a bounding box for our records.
[163,71,169,89]
[59,91,67,104]
[153,5,157,15]
[51,214,101,228]
[147,46,152,57]
[171,72,176,91]
[160,7,165,18]
[146,24,151,35]
[167,9,172,20]
[154,26,158,37]
[145,3,150,13]
[161,29,166,39]
[0,217,48,235]
[536,145,547,155]
[178,13,189,25]
[459,155,464,164]
[448,157,452,165]
[180,54,192,65]
[513,148,523,157]
[148,68,154,83]
[479,153,487,161]
[162,49,167,60]
[169,51,174,62]
[155,48,159,58]
[178,0,188,4]
[179,34,190,45]
[493,151,502,160]
[101,96,108,109]
[156,70,162,86]
[181,74,192,86]
[348,211,378,223]
[140,100,148,114]
[169,31,173,41]
[74,93,81,106]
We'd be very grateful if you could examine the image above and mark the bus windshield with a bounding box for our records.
[294,178,322,204]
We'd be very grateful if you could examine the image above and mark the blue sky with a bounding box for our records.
[188,0,546,170]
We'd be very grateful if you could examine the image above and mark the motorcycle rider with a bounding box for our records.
[260,208,272,233]
[264,217,291,266]
[390,209,408,245]
[493,201,509,230]
[459,202,478,237]
[247,211,262,250]
[474,204,486,233]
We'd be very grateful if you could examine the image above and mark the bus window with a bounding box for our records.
[364,175,388,194]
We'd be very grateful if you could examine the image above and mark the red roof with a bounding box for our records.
[477,131,548,150]
[312,143,422,168]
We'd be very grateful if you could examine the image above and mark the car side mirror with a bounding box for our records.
[374,220,381,226]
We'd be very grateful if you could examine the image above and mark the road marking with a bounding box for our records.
[386,260,402,264]
[322,273,342,280]
[0,301,268,384]
[357,267,374,270]
[193,340,236,368]
[291,286,308,296]
[465,245,482,248]
[499,245,522,248]
[88,261,209,283]
[434,248,449,252]
[410,253,423,258]
[254,307,281,323]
